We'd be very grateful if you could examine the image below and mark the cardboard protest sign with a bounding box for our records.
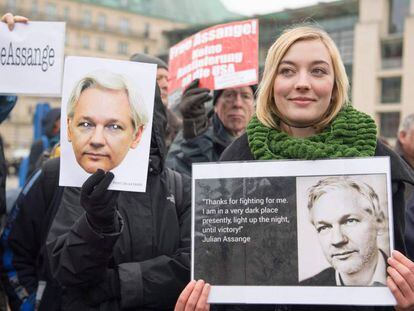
[168,19,258,99]
[0,22,65,96]
[192,157,395,305]
[60,56,157,192]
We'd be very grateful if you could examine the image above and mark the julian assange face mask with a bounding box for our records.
[0,96,17,124]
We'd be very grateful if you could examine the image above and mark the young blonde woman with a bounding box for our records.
[176,25,414,311]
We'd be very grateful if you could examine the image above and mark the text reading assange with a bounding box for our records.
[0,42,55,72]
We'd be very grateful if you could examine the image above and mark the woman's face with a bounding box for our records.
[273,39,335,137]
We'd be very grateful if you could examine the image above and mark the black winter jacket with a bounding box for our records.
[1,88,190,311]
[213,133,414,311]
[46,162,190,311]
[45,88,191,311]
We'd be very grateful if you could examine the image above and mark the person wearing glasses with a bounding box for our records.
[166,80,257,176]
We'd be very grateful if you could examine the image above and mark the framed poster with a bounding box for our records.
[192,157,395,305]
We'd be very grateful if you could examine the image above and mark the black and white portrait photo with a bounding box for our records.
[192,158,394,304]
[297,174,390,287]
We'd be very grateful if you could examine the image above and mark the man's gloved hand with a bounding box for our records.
[81,169,119,233]
[83,269,121,306]
[179,79,212,139]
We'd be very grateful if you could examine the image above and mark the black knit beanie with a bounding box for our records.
[213,84,257,105]
[130,53,168,70]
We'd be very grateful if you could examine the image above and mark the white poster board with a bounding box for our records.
[60,56,157,192]
[192,157,395,306]
[0,22,65,96]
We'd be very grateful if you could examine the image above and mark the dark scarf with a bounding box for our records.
[247,105,377,160]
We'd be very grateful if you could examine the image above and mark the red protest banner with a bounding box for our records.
[168,19,258,98]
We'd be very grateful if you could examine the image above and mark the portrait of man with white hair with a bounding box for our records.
[299,175,390,287]
[66,71,148,173]
[60,57,156,192]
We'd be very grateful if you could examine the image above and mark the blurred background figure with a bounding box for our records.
[406,193,414,260]
[399,114,414,261]
[0,95,17,311]
[0,96,17,219]
[130,53,182,150]
[0,12,28,311]
[26,108,60,178]
[396,113,414,170]
[6,105,60,214]
[166,80,257,176]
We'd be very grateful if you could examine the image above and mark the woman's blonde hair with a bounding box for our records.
[256,25,349,131]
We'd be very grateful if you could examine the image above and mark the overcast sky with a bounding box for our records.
[221,0,338,16]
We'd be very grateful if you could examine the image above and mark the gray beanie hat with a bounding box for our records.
[130,53,168,69]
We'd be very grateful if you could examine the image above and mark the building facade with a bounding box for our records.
[165,0,414,142]
[353,0,412,140]
[0,0,238,161]
[258,0,358,77]
[1,0,413,163]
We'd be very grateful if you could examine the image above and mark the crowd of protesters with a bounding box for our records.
[0,11,414,311]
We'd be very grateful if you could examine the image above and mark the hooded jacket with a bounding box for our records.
[1,88,190,311]
[45,86,190,311]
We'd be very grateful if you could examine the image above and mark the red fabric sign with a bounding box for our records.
[168,19,258,97]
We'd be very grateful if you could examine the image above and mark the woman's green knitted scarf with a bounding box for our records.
[247,105,377,160]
